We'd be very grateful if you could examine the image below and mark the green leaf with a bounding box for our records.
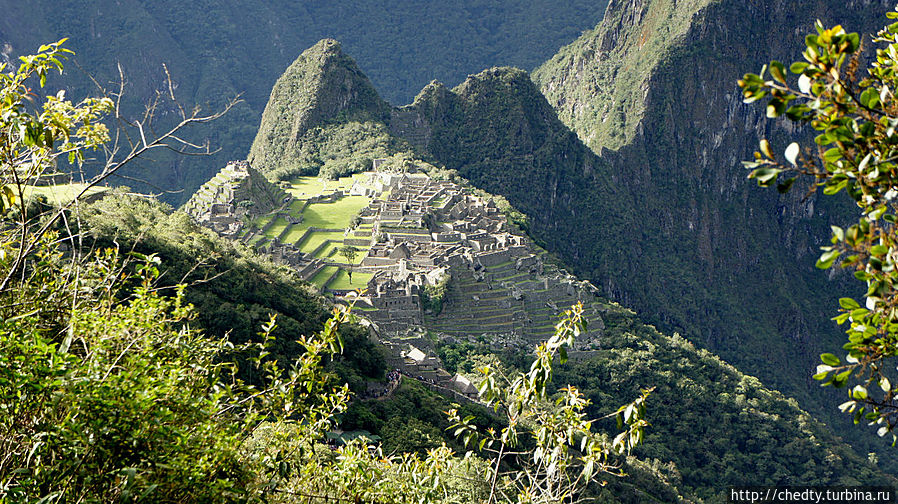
[824,148,843,163]
[749,167,782,186]
[839,298,860,310]
[820,353,841,366]
[852,385,868,400]
[831,226,844,242]
[769,61,786,84]
[860,88,880,109]
[759,139,774,159]
[790,61,810,73]
[816,249,840,269]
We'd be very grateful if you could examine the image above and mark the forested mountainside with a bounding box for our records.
[0,0,607,203]
[62,193,898,501]
[530,0,898,463]
[244,37,898,487]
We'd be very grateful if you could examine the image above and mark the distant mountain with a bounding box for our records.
[393,67,642,285]
[532,0,896,468]
[247,39,397,179]
[0,0,608,202]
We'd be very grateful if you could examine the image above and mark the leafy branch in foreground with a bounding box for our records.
[448,303,652,504]
[738,11,898,443]
[0,39,239,293]
[0,240,354,502]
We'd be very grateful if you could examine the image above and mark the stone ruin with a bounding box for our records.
[185,163,609,399]
[183,160,292,238]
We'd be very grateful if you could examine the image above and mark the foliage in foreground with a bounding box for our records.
[739,8,898,443]
[439,298,895,502]
[0,42,653,503]
[0,240,348,501]
[75,192,385,390]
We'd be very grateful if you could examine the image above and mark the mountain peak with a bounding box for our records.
[306,38,345,58]
[248,39,388,175]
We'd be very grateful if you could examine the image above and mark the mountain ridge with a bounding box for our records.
[187,37,898,497]
[532,0,896,468]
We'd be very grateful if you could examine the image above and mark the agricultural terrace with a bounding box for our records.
[23,183,109,205]
[246,174,376,291]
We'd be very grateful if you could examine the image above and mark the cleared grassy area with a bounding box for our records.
[286,175,359,198]
[282,225,308,244]
[297,231,345,254]
[316,242,370,262]
[287,199,305,217]
[255,215,273,229]
[314,241,340,259]
[309,265,339,289]
[327,269,373,290]
[264,216,289,238]
[24,184,109,205]
[286,176,328,197]
[298,196,369,231]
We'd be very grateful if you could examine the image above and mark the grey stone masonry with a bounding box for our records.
[184,160,291,239]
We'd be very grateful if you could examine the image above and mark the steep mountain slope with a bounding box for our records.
[529,0,896,463]
[397,68,644,283]
[247,40,396,178]
[0,0,608,203]
[238,41,897,489]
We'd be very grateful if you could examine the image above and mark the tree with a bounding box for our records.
[448,303,652,504]
[339,244,359,283]
[0,39,237,295]
[739,9,898,443]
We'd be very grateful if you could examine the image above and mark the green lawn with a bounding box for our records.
[286,176,328,197]
[309,265,339,289]
[297,231,346,254]
[327,269,373,290]
[286,175,359,198]
[282,225,309,244]
[287,199,305,218]
[264,216,289,238]
[255,215,273,229]
[298,196,369,231]
[315,242,370,262]
[24,184,109,205]
[314,241,340,259]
